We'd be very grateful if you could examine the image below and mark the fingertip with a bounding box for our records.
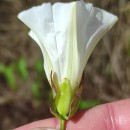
[66,99,130,130]
[110,99,130,130]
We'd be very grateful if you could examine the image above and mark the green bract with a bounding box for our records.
[56,79,72,118]
[18,0,118,120]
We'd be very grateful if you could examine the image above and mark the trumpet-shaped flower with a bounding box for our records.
[18,0,118,120]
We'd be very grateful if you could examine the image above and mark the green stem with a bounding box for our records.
[60,119,65,130]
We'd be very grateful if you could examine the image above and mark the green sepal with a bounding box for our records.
[67,83,82,118]
[50,96,65,119]
[56,78,72,119]
[50,76,83,120]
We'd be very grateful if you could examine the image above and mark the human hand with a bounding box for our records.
[14,99,130,130]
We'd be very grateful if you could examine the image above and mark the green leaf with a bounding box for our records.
[32,82,42,100]
[17,58,28,81]
[35,59,46,79]
[35,59,43,73]
[4,67,16,91]
[79,99,101,110]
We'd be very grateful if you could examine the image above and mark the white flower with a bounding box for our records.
[18,0,118,119]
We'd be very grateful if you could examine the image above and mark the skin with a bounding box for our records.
[14,99,130,130]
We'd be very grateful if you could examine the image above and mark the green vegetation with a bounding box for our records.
[0,64,16,91]
[32,82,43,100]
[79,99,101,109]
[16,57,28,81]
[35,58,46,80]
[0,58,28,91]
[0,58,46,95]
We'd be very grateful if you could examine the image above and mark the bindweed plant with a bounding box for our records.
[17,0,118,130]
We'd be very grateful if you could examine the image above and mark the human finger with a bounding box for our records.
[14,99,130,130]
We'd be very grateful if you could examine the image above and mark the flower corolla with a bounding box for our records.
[18,0,118,119]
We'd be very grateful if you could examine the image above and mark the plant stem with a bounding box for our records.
[60,119,65,130]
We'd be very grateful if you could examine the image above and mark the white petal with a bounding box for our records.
[69,1,118,86]
[76,1,118,72]
[75,1,95,84]
[29,31,52,82]
[17,1,118,91]
[83,5,118,68]
[18,3,61,83]
[52,2,79,88]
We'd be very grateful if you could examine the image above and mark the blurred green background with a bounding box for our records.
[0,0,130,130]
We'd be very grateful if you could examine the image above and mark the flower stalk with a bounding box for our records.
[60,119,65,130]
